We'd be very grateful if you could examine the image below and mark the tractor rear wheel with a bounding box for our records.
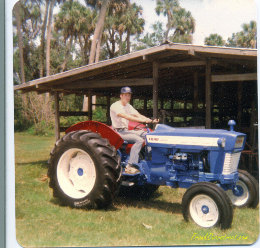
[226,169,259,208]
[182,182,233,229]
[48,130,121,209]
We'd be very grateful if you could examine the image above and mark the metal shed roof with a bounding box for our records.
[14,42,257,96]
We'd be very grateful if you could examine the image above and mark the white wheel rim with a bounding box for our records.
[226,180,249,206]
[189,194,219,228]
[57,148,96,199]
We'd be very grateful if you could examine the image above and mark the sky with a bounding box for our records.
[132,0,257,45]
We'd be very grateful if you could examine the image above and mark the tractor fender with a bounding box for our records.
[65,121,124,150]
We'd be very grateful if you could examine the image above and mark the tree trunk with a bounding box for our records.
[83,0,109,111]
[60,37,73,72]
[95,31,102,63]
[46,0,55,77]
[119,33,123,55]
[165,13,171,41]
[126,30,131,53]
[13,1,25,84]
[40,0,50,78]
[88,0,109,64]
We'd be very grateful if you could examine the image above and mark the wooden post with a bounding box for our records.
[193,72,199,125]
[237,82,242,128]
[171,99,174,123]
[153,61,159,119]
[106,95,111,125]
[144,98,147,112]
[160,98,164,110]
[54,92,60,141]
[88,91,92,120]
[205,60,212,128]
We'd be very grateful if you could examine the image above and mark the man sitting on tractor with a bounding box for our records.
[110,86,159,174]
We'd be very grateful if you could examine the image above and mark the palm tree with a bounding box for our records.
[227,20,257,48]
[46,0,66,76]
[169,7,195,43]
[241,20,257,48]
[155,0,179,40]
[82,0,128,111]
[78,9,96,64]
[204,34,225,46]
[155,0,195,43]
[121,3,145,53]
[39,0,50,78]
[54,1,92,72]
[84,0,128,63]
[104,13,120,58]
[85,0,110,65]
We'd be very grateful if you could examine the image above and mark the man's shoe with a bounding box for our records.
[124,164,140,174]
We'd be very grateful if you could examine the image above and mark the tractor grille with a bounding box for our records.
[222,152,241,175]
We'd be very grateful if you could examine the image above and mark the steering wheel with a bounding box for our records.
[133,118,159,131]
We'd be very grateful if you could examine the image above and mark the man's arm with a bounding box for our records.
[132,112,152,122]
[118,113,159,123]
[128,105,159,123]
[118,113,150,123]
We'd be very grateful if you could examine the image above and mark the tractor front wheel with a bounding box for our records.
[48,130,121,209]
[182,182,233,229]
[226,169,259,208]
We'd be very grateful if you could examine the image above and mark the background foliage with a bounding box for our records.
[13,0,257,134]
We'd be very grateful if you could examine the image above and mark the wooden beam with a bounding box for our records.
[237,82,242,128]
[153,61,159,119]
[211,73,257,82]
[205,60,211,129]
[160,60,207,69]
[53,78,153,90]
[193,71,199,110]
[193,72,199,125]
[54,92,60,141]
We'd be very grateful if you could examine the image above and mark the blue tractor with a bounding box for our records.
[48,120,258,229]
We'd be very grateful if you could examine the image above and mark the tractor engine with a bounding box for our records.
[170,152,203,171]
[145,122,246,188]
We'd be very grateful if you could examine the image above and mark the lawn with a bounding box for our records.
[15,132,259,247]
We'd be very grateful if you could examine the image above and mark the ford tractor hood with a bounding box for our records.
[145,124,246,152]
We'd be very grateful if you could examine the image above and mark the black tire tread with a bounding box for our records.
[182,182,233,229]
[238,169,259,208]
[48,130,121,209]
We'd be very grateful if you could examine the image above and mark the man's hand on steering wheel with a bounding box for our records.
[143,118,159,124]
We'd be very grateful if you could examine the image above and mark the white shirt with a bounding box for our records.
[110,100,139,129]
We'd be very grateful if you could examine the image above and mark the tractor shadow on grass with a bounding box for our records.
[50,191,182,214]
[115,192,182,214]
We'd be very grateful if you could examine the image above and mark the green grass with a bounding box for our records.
[15,132,259,247]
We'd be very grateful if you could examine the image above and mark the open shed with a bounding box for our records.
[14,42,257,139]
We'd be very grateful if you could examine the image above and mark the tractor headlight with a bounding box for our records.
[217,138,226,148]
[235,136,244,148]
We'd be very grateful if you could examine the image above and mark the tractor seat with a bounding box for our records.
[120,140,135,151]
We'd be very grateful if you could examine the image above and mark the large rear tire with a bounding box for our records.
[48,130,121,209]
[182,182,233,229]
[226,169,259,208]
